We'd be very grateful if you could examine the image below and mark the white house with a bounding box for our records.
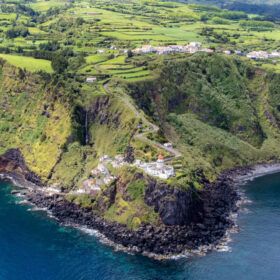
[86,76,97,83]
[100,155,110,162]
[163,142,173,149]
[269,51,280,58]
[247,51,269,60]
[136,154,175,180]
[97,163,109,175]
[224,50,232,55]
[235,50,243,56]
[189,42,202,48]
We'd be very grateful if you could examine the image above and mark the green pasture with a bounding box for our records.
[29,0,68,12]
[0,54,53,73]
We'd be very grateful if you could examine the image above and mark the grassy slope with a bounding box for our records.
[0,54,53,73]
[0,62,70,179]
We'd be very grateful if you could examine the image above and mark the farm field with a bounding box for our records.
[0,54,53,73]
[1,0,280,82]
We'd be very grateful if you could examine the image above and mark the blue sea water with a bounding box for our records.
[0,172,280,280]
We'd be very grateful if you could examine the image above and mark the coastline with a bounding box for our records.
[1,162,280,260]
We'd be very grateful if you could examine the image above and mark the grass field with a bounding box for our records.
[0,54,53,73]
[29,0,68,12]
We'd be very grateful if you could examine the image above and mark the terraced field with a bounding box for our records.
[0,54,53,73]
[1,0,280,81]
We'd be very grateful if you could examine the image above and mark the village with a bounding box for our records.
[132,42,213,55]
[83,43,280,84]
[70,150,176,195]
[132,41,280,61]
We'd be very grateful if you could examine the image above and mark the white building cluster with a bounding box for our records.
[133,42,213,55]
[103,153,175,180]
[74,152,176,195]
[73,161,116,195]
[246,51,280,60]
[134,154,175,180]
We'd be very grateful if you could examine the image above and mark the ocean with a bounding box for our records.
[0,172,280,280]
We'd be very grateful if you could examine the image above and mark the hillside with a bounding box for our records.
[128,53,280,177]
[190,0,280,19]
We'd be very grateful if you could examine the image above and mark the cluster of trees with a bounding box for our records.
[39,41,60,52]
[225,2,280,21]
[51,49,85,74]
[201,9,248,22]
[48,17,85,33]
[0,3,37,16]
[200,27,231,44]
[6,26,30,39]
[240,20,275,31]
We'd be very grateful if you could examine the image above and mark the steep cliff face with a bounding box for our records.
[144,179,203,226]
[0,61,72,181]
[0,149,42,186]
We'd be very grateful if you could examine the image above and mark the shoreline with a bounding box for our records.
[233,163,280,184]
[1,163,280,260]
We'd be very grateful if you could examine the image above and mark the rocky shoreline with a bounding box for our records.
[1,149,279,259]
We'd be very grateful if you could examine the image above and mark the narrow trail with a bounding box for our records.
[103,82,182,160]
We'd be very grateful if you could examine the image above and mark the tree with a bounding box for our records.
[76,17,85,26]
[6,26,29,38]
[124,146,135,163]
[127,49,133,58]
[51,54,68,73]
[39,41,60,51]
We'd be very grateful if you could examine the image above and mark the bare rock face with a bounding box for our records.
[144,179,203,226]
[0,149,42,186]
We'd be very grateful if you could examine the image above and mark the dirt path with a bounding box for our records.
[103,82,182,160]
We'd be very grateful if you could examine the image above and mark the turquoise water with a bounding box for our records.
[0,172,280,280]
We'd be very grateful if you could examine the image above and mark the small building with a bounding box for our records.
[156,154,164,168]
[235,50,243,56]
[269,51,280,58]
[201,48,214,53]
[247,51,269,60]
[97,163,109,176]
[164,142,173,149]
[137,154,175,180]
[76,189,87,194]
[86,76,97,83]
[100,155,110,162]
[134,159,142,166]
[189,42,202,48]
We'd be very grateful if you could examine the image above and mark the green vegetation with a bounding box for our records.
[0,54,53,73]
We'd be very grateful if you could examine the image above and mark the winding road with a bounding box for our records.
[103,82,182,160]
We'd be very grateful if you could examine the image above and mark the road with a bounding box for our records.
[103,82,182,160]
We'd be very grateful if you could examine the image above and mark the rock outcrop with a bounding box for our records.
[145,179,203,226]
[0,149,42,186]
